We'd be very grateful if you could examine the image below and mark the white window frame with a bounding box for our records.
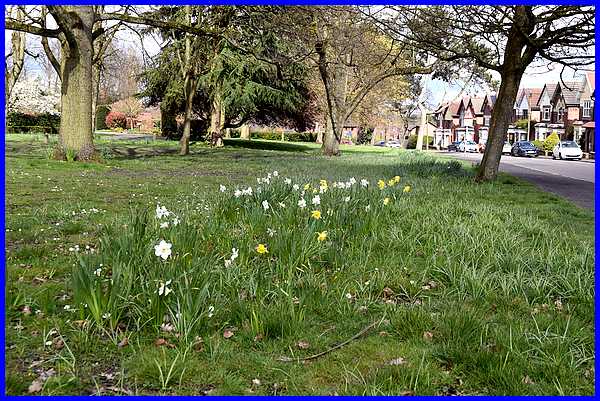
[542,106,551,121]
[583,100,592,117]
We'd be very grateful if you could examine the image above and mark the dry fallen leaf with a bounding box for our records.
[522,375,534,385]
[554,299,563,311]
[223,329,234,339]
[52,338,64,350]
[253,333,264,342]
[28,380,44,393]
[251,378,261,386]
[154,338,175,348]
[399,390,415,396]
[117,337,129,348]
[193,336,204,352]
[382,287,394,298]
[296,340,310,349]
[387,357,406,366]
[22,305,31,316]
[423,331,434,341]
[378,331,389,337]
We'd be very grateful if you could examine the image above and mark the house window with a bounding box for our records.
[558,108,564,121]
[542,106,551,121]
[583,100,592,117]
[484,116,491,126]
[522,110,528,119]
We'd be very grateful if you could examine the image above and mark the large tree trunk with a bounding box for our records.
[476,7,532,182]
[322,115,341,156]
[210,89,224,147]
[476,72,522,181]
[57,6,95,160]
[179,75,195,155]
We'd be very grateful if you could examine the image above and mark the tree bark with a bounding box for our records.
[57,6,95,160]
[5,8,26,108]
[179,75,196,155]
[91,63,101,133]
[210,89,224,147]
[322,115,341,156]
[416,103,427,150]
[240,124,251,140]
[476,6,533,182]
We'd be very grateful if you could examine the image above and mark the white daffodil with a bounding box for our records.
[172,217,180,226]
[262,200,270,210]
[344,196,351,202]
[94,267,102,276]
[360,179,369,187]
[267,228,277,237]
[160,222,169,229]
[292,184,300,191]
[231,247,239,261]
[284,178,292,185]
[158,280,173,296]
[154,240,172,260]
[298,198,307,209]
[278,202,286,208]
[219,185,226,192]
[349,177,357,185]
[312,195,321,205]
[207,305,215,318]
[273,171,279,177]
[234,189,242,198]
[156,204,170,219]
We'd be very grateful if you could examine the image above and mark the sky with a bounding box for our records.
[6,16,591,109]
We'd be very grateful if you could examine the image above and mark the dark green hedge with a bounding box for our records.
[6,112,60,134]
[95,105,110,130]
[250,131,316,142]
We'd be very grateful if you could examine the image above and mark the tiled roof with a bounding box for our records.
[537,84,557,106]
[469,97,485,114]
[559,81,585,105]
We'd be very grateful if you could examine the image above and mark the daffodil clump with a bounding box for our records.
[72,170,413,339]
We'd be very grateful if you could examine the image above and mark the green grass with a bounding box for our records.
[5,133,594,395]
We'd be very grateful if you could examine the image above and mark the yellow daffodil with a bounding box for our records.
[256,244,268,254]
[387,179,395,187]
[377,180,385,190]
[319,179,328,188]
[383,197,390,206]
[311,210,322,220]
[312,188,318,194]
[403,185,411,193]
[394,175,400,183]
[304,183,311,190]
[316,231,328,242]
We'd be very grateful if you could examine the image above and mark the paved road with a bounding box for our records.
[442,151,595,212]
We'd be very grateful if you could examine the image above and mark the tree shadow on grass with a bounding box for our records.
[223,138,317,153]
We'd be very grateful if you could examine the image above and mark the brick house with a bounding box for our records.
[513,88,542,140]
[534,83,562,140]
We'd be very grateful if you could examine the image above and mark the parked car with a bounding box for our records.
[502,141,512,155]
[553,141,583,160]
[374,140,386,147]
[447,141,461,152]
[511,141,539,157]
[458,140,478,153]
[385,140,401,148]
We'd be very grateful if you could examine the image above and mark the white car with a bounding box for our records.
[458,140,478,153]
[553,141,582,160]
[385,140,401,148]
[502,141,512,155]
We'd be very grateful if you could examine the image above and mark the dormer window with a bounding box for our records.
[542,106,551,121]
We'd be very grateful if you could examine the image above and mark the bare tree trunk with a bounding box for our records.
[416,103,427,150]
[5,7,26,109]
[57,6,95,160]
[323,116,341,156]
[179,75,195,155]
[476,72,522,181]
[240,124,251,140]
[91,64,101,134]
[210,89,224,147]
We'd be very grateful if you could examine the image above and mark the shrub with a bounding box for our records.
[357,128,373,145]
[543,132,560,152]
[6,111,60,134]
[532,140,544,150]
[105,111,127,129]
[406,134,433,149]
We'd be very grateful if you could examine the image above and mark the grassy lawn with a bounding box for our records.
[5,134,594,395]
